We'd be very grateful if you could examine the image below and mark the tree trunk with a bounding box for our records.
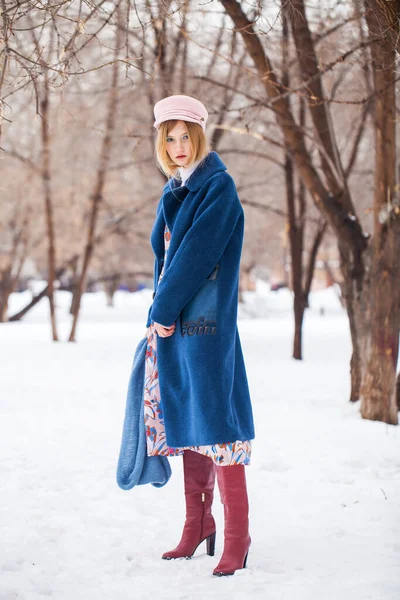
[0,212,29,323]
[0,268,12,322]
[347,303,363,402]
[68,27,120,342]
[293,297,306,360]
[285,152,307,360]
[69,282,80,317]
[0,0,10,143]
[40,75,58,341]
[0,248,27,322]
[282,3,305,360]
[105,275,120,307]
[396,371,400,411]
[152,0,173,97]
[359,5,400,423]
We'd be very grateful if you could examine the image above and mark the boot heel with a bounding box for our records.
[206,532,216,556]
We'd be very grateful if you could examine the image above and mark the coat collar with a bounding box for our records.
[162,151,227,194]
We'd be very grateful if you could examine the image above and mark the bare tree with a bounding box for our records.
[68,15,123,341]
[39,72,58,341]
[219,0,399,423]
[281,4,327,360]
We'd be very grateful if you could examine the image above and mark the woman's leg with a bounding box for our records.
[162,450,216,560]
[213,464,251,576]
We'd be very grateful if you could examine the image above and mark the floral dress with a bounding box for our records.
[144,224,252,466]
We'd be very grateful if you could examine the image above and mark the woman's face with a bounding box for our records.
[166,120,192,167]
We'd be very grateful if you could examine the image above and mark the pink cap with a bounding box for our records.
[154,95,208,131]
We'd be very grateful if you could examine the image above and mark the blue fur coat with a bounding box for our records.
[145,151,255,448]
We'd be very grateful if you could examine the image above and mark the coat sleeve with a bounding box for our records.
[149,173,242,327]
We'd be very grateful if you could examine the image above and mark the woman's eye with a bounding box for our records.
[182,135,189,140]
[166,137,173,142]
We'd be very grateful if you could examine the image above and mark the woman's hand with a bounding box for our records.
[153,321,176,337]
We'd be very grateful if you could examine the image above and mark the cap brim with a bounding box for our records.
[154,114,206,129]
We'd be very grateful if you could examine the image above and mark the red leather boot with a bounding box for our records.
[162,450,216,560]
[213,464,251,576]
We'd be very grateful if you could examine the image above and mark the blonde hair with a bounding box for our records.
[155,120,210,179]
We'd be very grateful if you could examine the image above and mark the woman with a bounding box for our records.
[144,94,255,577]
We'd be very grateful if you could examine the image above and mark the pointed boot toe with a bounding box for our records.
[162,531,216,560]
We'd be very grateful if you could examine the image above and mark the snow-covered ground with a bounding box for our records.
[1,284,399,600]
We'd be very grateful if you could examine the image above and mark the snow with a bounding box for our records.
[1,286,399,600]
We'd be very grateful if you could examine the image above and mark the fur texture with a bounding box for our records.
[146,151,255,448]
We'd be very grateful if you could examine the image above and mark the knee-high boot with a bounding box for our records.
[162,450,216,560]
[213,464,251,576]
